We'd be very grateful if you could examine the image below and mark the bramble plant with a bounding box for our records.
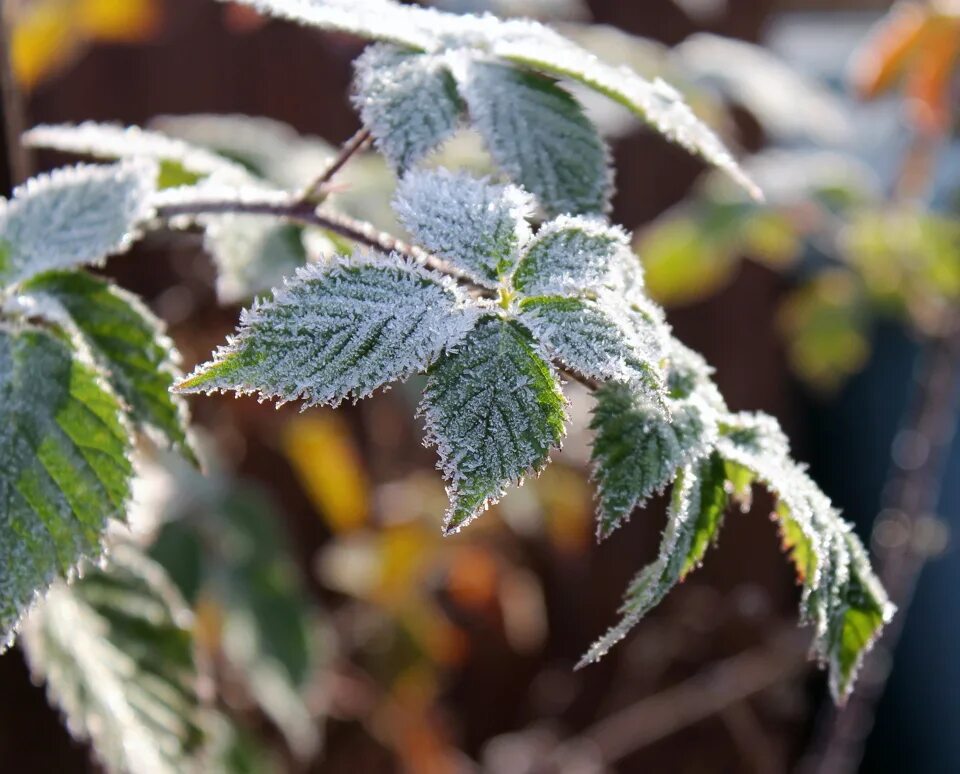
[0,0,893,770]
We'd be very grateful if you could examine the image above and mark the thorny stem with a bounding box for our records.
[804,320,960,774]
[301,127,372,202]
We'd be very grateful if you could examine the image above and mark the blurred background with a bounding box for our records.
[0,0,958,772]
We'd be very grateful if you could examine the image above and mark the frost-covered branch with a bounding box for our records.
[154,194,473,283]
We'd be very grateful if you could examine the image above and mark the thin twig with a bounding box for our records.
[804,320,960,774]
[541,627,811,769]
[155,196,474,283]
[301,127,372,202]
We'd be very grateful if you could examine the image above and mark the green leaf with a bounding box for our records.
[590,344,722,539]
[353,45,463,172]
[517,294,664,392]
[177,253,479,407]
[490,28,760,199]
[20,543,205,774]
[579,453,728,666]
[150,459,323,757]
[452,58,611,216]
[420,317,567,534]
[18,270,193,459]
[512,215,634,297]
[0,325,131,647]
[0,162,155,287]
[394,169,533,287]
[715,411,894,701]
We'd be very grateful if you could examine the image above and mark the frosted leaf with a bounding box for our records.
[24,122,250,188]
[715,411,893,701]
[512,215,634,296]
[22,124,305,302]
[420,317,567,534]
[353,44,463,172]
[579,453,729,666]
[490,30,761,199]
[451,56,612,216]
[177,252,480,408]
[204,216,308,304]
[20,544,204,774]
[210,0,439,50]
[150,113,336,190]
[0,325,131,648]
[0,162,156,287]
[590,341,723,539]
[517,294,664,395]
[17,270,194,459]
[394,169,534,287]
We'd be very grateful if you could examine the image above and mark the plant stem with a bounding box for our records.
[301,127,372,202]
[804,320,960,774]
[155,196,469,280]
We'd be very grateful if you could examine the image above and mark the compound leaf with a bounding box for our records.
[0,325,131,647]
[20,543,205,774]
[0,162,155,287]
[18,270,193,459]
[394,169,533,287]
[177,253,479,407]
[353,44,463,172]
[420,317,566,534]
[452,57,611,216]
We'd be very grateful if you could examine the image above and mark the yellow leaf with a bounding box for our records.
[77,0,161,41]
[282,413,369,532]
[10,1,78,90]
